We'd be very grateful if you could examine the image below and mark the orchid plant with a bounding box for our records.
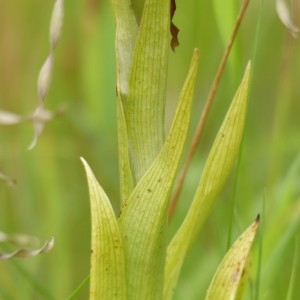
[80,0,259,299]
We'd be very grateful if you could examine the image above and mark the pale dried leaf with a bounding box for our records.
[37,54,53,101]
[0,110,24,125]
[50,0,64,49]
[0,237,54,260]
[276,0,299,37]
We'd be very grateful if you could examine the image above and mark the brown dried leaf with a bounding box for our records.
[170,0,179,51]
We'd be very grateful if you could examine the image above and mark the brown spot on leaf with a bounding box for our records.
[170,0,179,52]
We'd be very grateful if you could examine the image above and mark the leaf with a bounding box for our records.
[170,0,179,52]
[111,0,138,97]
[205,216,260,300]
[164,62,251,300]
[0,237,54,260]
[118,49,199,300]
[124,0,171,182]
[112,0,138,203]
[81,158,126,300]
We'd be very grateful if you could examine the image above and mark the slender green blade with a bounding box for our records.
[81,158,126,300]
[124,0,170,182]
[164,62,251,300]
[119,50,199,300]
[205,216,260,300]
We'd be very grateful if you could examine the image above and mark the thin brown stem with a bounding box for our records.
[168,0,251,219]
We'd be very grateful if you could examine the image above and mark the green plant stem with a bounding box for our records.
[254,191,265,300]
[66,275,90,300]
[286,236,299,300]
[168,0,251,219]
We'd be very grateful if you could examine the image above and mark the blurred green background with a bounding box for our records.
[0,0,299,299]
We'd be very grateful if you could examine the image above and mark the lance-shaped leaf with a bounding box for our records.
[81,158,126,300]
[164,62,251,299]
[124,0,170,183]
[119,49,199,300]
[205,216,260,300]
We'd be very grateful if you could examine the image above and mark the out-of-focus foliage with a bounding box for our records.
[0,0,299,299]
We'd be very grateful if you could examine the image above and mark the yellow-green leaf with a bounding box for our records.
[205,216,260,300]
[164,62,251,300]
[124,0,170,183]
[111,0,138,205]
[81,158,126,300]
[111,0,138,98]
[118,49,199,300]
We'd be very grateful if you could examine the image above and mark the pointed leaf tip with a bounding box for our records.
[205,219,259,300]
[256,214,260,223]
[81,157,126,299]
